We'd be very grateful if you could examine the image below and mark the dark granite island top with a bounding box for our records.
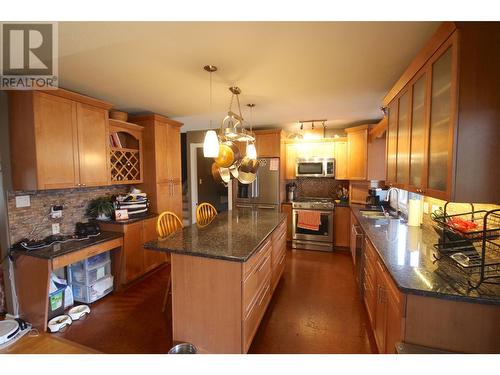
[144,209,286,262]
[351,205,500,305]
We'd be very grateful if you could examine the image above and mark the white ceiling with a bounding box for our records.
[58,22,439,132]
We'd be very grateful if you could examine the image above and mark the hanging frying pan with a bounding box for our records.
[211,162,231,185]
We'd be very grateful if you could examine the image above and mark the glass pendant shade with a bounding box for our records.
[246,142,257,160]
[203,130,219,157]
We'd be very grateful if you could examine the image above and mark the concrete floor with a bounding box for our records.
[58,248,377,354]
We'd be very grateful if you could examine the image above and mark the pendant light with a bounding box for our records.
[246,104,257,160]
[203,65,219,158]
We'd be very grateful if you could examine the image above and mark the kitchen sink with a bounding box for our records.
[360,210,388,219]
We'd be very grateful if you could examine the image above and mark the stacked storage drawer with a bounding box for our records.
[242,236,272,353]
[271,219,287,291]
[68,252,114,303]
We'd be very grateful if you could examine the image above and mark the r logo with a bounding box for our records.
[2,23,53,75]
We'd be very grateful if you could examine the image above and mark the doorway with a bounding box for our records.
[190,143,232,224]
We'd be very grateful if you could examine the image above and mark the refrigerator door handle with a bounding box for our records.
[253,174,259,198]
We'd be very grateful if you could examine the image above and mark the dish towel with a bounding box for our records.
[297,210,321,231]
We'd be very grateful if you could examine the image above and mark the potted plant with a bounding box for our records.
[86,196,115,221]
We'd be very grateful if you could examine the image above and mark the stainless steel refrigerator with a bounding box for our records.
[234,157,280,211]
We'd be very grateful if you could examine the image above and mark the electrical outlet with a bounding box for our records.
[15,195,30,208]
[52,223,60,235]
[423,202,429,214]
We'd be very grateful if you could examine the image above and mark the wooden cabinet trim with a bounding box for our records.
[40,88,113,110]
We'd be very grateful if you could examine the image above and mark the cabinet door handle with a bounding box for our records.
[258,284,270,307]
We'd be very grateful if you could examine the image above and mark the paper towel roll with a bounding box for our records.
[408,199,422,227]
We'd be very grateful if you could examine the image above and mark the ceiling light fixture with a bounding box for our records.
[203,65,219,158]
[246,104,257,160]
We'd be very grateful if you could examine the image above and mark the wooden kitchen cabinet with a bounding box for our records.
[383,22,500,202]
[8,89,112,190]
[129,114,183,216]
[281,203,293,241]
[333,206,350,248]
[99,216,165,285]
[345,125,368,180]
[334,141,348,180]
[363,237,405,354]
[254,129,282,158]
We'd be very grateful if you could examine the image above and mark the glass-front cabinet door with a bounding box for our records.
[408,73,427,191]
[426,39,456,199]
[386,100,398,185]
[396,91,410,186]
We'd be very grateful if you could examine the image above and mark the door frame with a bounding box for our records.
[190,142,232,224]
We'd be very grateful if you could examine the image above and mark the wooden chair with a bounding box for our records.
[196,202,218,226]
[156,211,183,313]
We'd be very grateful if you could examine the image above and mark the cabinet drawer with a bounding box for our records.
[243,277,271,353]
[272,232,286,267]
[243,236,272,280]
[273,220,287,241]
[243,253,271,316]
[272,250,286,290]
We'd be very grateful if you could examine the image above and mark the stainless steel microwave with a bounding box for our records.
[295,158,335,177]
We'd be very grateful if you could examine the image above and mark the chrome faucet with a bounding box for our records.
[385,187,399,217]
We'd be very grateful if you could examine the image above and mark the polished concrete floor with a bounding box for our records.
[58,249,377,354]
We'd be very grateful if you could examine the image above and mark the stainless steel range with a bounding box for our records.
[292,197,334,251]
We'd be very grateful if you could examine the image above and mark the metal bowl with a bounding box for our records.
[168,342,198,354]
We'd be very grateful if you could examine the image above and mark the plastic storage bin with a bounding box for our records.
[69,260,111,285]
[68,251,111,285]
[72,275,114,303]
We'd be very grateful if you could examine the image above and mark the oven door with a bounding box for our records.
[292,209,333,243]
[295,161,325,177]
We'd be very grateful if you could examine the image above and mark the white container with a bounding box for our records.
[408,199,422,227]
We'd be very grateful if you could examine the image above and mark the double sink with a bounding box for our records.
[360,207,401,221]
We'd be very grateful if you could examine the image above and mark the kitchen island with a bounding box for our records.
[144,209,287,353]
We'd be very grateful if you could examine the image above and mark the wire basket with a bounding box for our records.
[433,205,500,289]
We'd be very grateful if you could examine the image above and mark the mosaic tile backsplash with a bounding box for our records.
[7,185,129,244]
[293,178,349,199]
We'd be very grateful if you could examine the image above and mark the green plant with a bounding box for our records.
[86,196,114,218]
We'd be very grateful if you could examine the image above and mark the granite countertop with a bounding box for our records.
[95,212,158,225]
[144,209,286,262]
[11,231,123,260]
[351,205,500,305]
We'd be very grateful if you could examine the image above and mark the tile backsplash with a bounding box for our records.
[293,178,349,199]
[7,185,129,244]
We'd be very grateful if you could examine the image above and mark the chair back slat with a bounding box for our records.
[196,202,218,226]
[157,211,183,239]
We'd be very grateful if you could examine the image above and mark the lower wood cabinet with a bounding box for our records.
[334,206,350,248]
[99,216,166,285]
[364,237,405,354]
[281,203,293,241]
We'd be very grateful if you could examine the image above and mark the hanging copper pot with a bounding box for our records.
[211,162,231,185]
[237,157,259,184]
[214,140,241,168]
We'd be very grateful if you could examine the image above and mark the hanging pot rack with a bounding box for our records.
[219,86,256,142]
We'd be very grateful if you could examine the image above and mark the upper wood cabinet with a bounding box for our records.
[254,129,281,158]
[383,22,500,203]
[129,114,183,216]
[8,89,112,190]
[346,125,368,180]
[334,141,348,180]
